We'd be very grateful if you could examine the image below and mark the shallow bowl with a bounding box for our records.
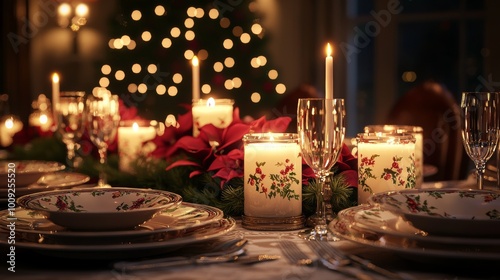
[369,188,500,237]
[0,160,65,187]
[17,187,182,231]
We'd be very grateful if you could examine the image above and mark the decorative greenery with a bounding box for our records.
[9,133,357,218]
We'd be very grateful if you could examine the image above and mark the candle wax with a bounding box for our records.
[244,142,302,217]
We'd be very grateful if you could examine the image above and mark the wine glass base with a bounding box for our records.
[298,228,340,241]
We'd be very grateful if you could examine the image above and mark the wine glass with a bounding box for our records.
[86,89,120,188]
[54,91,86,169]
[297,98,346,240]
[461,92,499,190]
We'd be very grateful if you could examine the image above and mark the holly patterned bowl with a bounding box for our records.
[17,187,182,231]
[369,189,500,237]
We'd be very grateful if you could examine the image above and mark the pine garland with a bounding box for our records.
[10,136,357,218]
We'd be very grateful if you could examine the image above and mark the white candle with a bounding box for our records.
[118,122,156,173]
[191,98,233,137]
[364,125,424,188]
[356,133,416,204]
[325,43,334,99]
[52,73,60,112]
[243,133,302,218]
[192,56,200,102]
[0,116,23,147]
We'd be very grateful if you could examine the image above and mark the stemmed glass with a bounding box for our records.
[86,89,120,188]
[54,91,86,169]
[461,92,499,190]
[297,98,346,240]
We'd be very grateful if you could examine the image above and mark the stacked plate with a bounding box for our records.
[331,188,500,261]
[0,160,91,202]
[0,185,236,259]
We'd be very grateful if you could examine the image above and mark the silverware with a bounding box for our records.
[279,240,313,265]
[113,247,247,272]
[113,238,275,272]
[310,240,408,280]
[308,241,374,280]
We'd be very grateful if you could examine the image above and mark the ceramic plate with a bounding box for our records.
[330,218,500,261]
[0,172,90,198]
[369,189,500,237]
[17,187,182,230]
[0,217,236,260]
[0,160,65,187]
[0,202,224,241]
[337,204,500,246]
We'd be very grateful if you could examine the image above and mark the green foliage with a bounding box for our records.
[11,136,66,164]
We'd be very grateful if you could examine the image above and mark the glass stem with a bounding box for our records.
[65,141,75,169]
[314,175,327,235]
[97,146,108,188]
[476,161,486,190]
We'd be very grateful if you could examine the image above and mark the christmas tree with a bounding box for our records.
[101,0,286,122]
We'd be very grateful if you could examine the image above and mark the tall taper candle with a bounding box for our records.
[325,43,333,99]
[192,56,200,102]
[52,73,60,112]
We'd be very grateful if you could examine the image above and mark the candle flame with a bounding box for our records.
[52,73,59,83]
[192,56,199,66]
[206,97,215,107]
[326,43,333,57]
[5,118,14,129]
[132,122,139,131]
[39,114,48,124]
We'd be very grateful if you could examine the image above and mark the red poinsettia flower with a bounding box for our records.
[207,149,244,188]
[165,121,251,178]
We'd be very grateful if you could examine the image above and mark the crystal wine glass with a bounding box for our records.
[461,92,499,190]
[86,89,120,188]
[297,98,346,240]
[54,91,86,169]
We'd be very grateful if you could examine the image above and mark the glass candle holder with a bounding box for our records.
[364,125,424,187]
[242,133,305,230]
[356,132,417,204]
[192,98,234,137]
[117,120,157,173]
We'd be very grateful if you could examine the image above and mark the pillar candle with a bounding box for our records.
[364,125,424,188]
[192,98,233,137]
[243,133,302,218]
[118,121,156,173]
[356,133,416,204]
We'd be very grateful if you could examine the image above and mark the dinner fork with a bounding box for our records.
[279,240,313,265]
[280,240,373,280]
[309,240,410,280]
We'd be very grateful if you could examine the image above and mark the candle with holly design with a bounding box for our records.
[356,133,416,204]
[243,133,302,218]
[192,98,234,137]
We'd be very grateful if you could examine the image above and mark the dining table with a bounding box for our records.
[1,212,499,279]
[1,171,499,280]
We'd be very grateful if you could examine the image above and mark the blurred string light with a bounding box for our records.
[103,2,285,106]
[57,2,88,31]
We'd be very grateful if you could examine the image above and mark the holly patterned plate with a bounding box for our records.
[369,189,500,237]
[0,160,65,187]
[17,187,182,231]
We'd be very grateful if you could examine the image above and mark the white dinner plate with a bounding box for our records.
[330,217,500,262]
[338,204,500,246]
[0,172,90,198]
[0,202,224,241]
[0,216,235,260]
